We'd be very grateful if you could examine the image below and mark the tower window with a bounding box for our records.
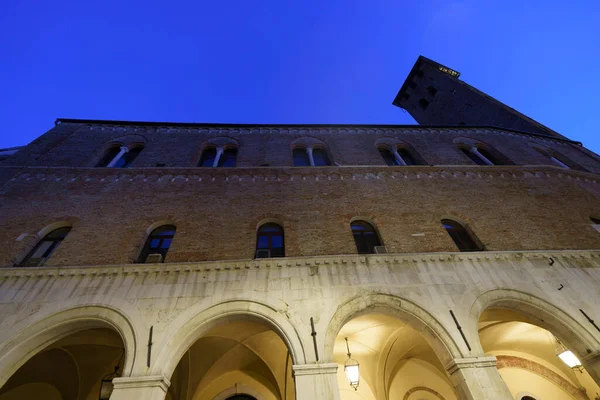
[441,219,482,251]
[256,223,285,258]
[138,225,176,263]
[419,98,429,110]
[19,226,72,267]
[351,221,382,254]
[218,148,237,167]
[427,86,438,96]
[198,147,217,167]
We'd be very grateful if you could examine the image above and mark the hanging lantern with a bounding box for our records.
[99,378,115,400]
[344,337,360,391]
[554,337,583,371]
[99,349,124,400]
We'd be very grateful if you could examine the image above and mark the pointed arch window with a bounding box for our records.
[19,226,71,267]
[256,223,285,258]
[351,221,382,254]
[138,225,176,263]
[441,219,482,251]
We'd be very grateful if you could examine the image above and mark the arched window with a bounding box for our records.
[441,219,482,251]
[534,147,587,171]
[96,145,143,168]
[198,147,217,167]
[138,225,176,263]
[457,142,509,166]
[293,148,311,166]
[312,148,331,166]
[198,146,237,167]
[256,223,285,258]
[379,146,424,166]
[219,148,238,167]
[350,221,382,254]
[19,226,71,267]
[292,147,331,166]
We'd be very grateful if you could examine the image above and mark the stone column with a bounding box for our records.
[212,147,224,167]
[110,375,170,400]
[106,146,129,168]
[306,147,315,167]
[445,356,512,400]
[470,147,494,166]
[392,149,407,166]
[293,363,340,400]
[582,352,600,386]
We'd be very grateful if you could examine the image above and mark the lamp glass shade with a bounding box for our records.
[99,379,114,400]
[344,361,360,389]
[558,350,582,368]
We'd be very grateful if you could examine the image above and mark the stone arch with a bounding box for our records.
[213,384,266,400]
[470,289,600,381]
[323,293,463,366]
[151,299,306,380]
[290,136,327,150]
[0,305,137,388]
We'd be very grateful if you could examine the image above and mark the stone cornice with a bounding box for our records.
[60,122,577,146]
[2,165,599,186]
[292,363,338,376]
[445,356,498,374]
[1,249,598,278]
[112,375,170,391]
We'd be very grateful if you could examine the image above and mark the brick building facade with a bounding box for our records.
[0,57,599,400]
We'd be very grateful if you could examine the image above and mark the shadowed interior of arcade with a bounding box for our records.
[334,313,458,400]
[167,318,295,400]
[0,328,124,400]
[479,308,600,400]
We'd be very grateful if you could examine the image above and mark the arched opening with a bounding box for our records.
[334,313,458,400]
[441,219,483,252]
[0,328,125,400]
[166,317,295,400]
[478,307,600,400]
[18,225,72,267]
[256,223,285,258]
[350,220,382,254]
[138,224,177,263]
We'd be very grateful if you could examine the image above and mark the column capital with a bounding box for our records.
[293,363,338,377]
[445,356,498,375]
[112,375,171,392]
[582,351,600,366]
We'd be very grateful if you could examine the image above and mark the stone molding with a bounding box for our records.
[445,356,498,375]
[112,375,171,391]
[69,123,574,146]
[496,355,588,400]
[292,363,338,376]
[3,165,599,185]
[403,386,446,400]
[1,249,598,277]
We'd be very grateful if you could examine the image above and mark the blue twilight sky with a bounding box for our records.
[1,1,599,151]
